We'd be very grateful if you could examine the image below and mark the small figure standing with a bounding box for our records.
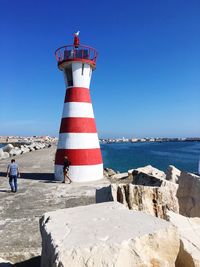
[62,156,72,184]
[7,159,20,193]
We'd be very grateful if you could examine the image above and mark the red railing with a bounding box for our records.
[55,44,98,65]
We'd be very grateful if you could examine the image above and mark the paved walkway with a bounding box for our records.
[0,146,109,264]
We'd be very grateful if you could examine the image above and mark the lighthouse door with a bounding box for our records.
[64,68,73,87]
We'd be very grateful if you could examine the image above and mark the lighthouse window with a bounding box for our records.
[81,63,84,75]
[64,68,73,87]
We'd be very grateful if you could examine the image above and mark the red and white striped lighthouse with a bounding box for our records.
[54,32,103,182]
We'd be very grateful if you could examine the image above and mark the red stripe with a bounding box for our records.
[65,87,91,103]
[59,118,97,133]
[55,148,103,165]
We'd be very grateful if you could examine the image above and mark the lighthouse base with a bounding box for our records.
[54,164,103,182]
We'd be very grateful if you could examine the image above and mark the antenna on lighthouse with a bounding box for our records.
[74,31,80,48]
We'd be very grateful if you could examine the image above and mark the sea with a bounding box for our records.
[101,141,200,173]
[1,141,200,174]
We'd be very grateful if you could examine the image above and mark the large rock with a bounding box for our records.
[167,211,200,267]
[132,165,166,180]
[132,166,200,217]
[166,165,181,183]
[177,171,200,217]
[20,146,30,154]
[40,202,180,267]
[0,149,10,160]
[104,168,116,178]
[2,144,14,153]
[1,152,10,159]
[40,143,46,149]
[96,183,179,218]
[132,169,177,191]
[9,148,22,156]
[29,145,35,151]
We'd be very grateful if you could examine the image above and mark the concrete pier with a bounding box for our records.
[0,146,108,265]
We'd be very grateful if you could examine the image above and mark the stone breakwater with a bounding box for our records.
[40,165,200,267]
[0,142,51,160]
[102,165,200,217]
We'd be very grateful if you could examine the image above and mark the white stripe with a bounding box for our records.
[62,102,94,118]
[54,164,103,182]
[72,62,92,88]
[57,133,100,149]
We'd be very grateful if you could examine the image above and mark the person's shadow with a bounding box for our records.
[0,189,10,193]
[0,172,54,181]
[0,256,41,266]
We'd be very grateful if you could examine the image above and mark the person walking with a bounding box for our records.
[62,156,72,184]
[7,159,20,193]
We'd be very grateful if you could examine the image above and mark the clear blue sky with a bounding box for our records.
[0,0,199,138]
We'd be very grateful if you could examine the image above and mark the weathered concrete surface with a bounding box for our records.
[0,146,109,264]
[40,202,180,267]
[132,165,166,180]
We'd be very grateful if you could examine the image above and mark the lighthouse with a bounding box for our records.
[54,32,103,182]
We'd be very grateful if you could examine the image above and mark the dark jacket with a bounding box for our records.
[63,159,71,171]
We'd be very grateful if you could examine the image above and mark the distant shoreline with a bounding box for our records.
[1,136,200,146]
[100,137,200,144]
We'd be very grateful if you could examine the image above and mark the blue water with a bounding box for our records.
[101,141,200,173]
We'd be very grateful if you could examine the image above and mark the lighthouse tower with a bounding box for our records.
[54,32,103,182]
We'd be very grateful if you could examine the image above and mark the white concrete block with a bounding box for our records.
[40,202,179,267]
